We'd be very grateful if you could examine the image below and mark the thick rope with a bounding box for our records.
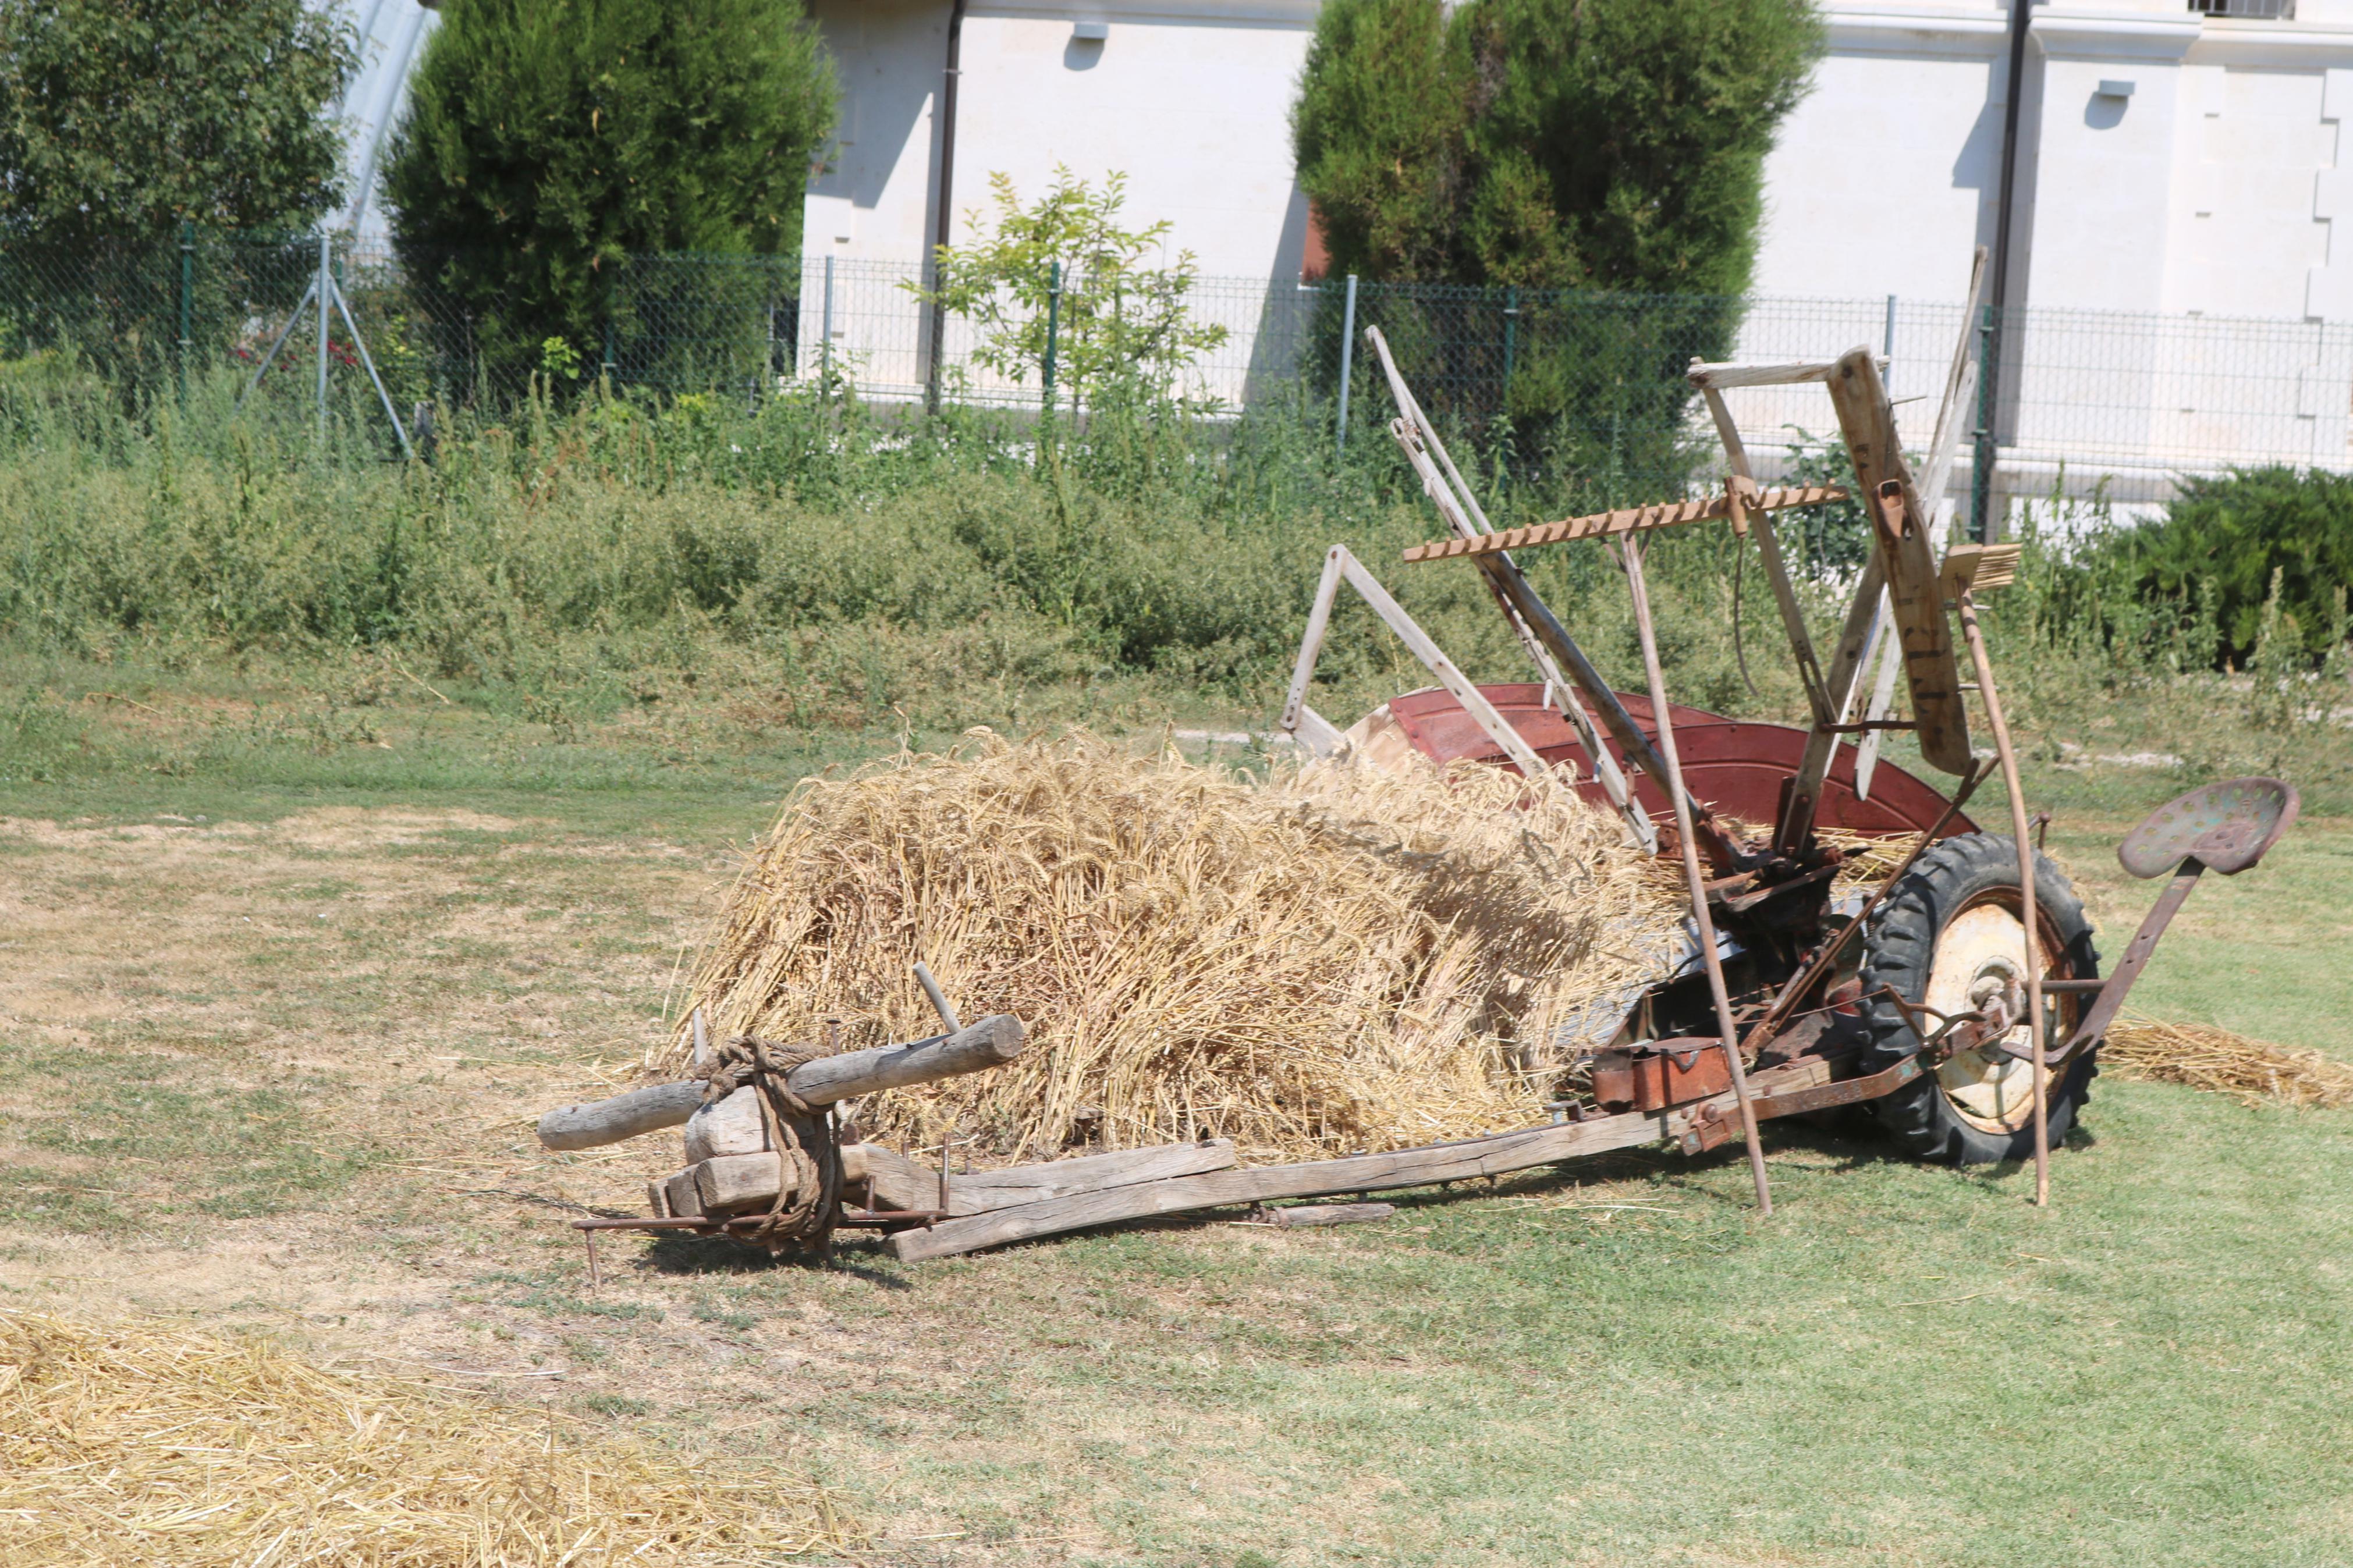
[699,1035,841,1253]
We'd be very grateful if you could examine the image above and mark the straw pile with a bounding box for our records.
[2101,1012,2353,1109]
[659,730,1683,1162]
[0,1310,858,1566]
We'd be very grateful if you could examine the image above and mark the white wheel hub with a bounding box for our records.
[1923,901,2051,1134]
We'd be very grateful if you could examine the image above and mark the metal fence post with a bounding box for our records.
[315,233,331,439]
[821,253,835,393]
[176,222,195,404]
[1971,301,1997,543]
[1335,272,1358,456]
[1884,294,1897,358]
[1041,259,1062,420]
[602,321,615,383]
[1502,284,1520,403]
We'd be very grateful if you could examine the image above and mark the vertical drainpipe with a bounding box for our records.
[1977,0,2036,543]
[924,0,968,413]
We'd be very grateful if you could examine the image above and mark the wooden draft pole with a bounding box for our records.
[1886,482,2049,1205]
[1615,536,1772,1216]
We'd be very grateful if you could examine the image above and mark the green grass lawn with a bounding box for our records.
[2,662,2349,1566]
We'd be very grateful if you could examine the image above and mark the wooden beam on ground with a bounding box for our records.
[1399,485,1849,565]
[861,1139,1240,1217]
[888,1114,1675,1261]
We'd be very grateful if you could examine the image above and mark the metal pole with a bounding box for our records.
[315,233,331,439]
[822,252,835,391]
[329,271,414,460]
[1618,538,1773,1217]
[1972,304,1998,542]
[1335,273,1358,455]
[1041,259,1061,420]
[1502,284,1520,396]
[239,278,317,401]
[922,0,968,413]
[1956,583,2050,1206]
[178,221,194,404]
[1883,293,1897,361]
[1982,0,2036,543]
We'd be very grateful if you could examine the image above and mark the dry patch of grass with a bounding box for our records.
[0,1308,859,1566]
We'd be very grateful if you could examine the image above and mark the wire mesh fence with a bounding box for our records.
[2,230,2347,503]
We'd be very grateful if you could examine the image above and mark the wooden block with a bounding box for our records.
[695,1151,790,1211]
[683,1087,768,1163]
[647,1179,672,1219]
[662,1169,705,1219]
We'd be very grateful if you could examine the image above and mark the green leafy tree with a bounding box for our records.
[917,168,1230,412]
[1294,0,1821,294]
[0,0,355,242]
[384,0,835,383]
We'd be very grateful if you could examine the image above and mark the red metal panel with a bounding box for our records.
[1382,684,1975,838]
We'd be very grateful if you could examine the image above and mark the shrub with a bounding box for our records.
[2108,467,2353,668]
[1293,0,1821,296]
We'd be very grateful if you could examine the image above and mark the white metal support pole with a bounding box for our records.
[1335,274,1358,455]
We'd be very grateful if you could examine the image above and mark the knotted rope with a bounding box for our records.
[699,1034,842,1253]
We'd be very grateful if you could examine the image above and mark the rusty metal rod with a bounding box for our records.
[1738,758,1989,1059]
[1954,575,2050,1207]
[1616,537,1773,1215]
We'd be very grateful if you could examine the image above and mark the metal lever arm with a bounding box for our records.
[2054,859,2206,1058]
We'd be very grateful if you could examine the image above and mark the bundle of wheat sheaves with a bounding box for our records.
[656,729,1686,1163]
[655,730,2348,1166]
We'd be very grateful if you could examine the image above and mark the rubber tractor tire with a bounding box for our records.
[1854,831,2102,1165]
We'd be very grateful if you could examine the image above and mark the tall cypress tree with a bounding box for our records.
[384,0,835,379]
[1293,0,1821,296]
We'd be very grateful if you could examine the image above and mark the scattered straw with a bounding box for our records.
[2101,1012,2353,1109]
[0,1310,859,1566]
[656,730,1683,1162]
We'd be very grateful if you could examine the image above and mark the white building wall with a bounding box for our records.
[806,0,1316,283]
[1750,4,2010,305]
[804,0,951,261]
[953,2,1316,280]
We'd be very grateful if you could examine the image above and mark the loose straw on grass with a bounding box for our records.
[2101,1012,2353,1109]
[0,1310,859,1567]
[657,729,1683,1163]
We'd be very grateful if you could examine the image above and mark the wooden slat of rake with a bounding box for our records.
[1399,484,1850,564]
